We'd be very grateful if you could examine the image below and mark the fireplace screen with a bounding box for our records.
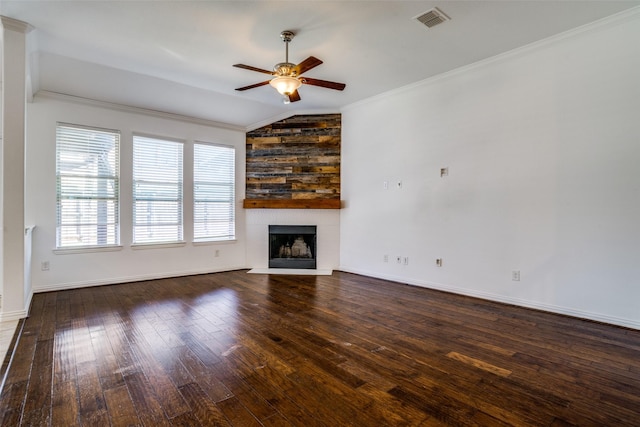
[269,225,317,269]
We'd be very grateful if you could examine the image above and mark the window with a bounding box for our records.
[133,135,183,244]
[56,123,120,248]
[194,142,235,241]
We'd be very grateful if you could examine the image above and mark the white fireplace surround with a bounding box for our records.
[245,209,340,272]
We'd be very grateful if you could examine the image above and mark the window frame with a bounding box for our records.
[193,141,236,242]
[55,122,121,250]
[132,134,185,246]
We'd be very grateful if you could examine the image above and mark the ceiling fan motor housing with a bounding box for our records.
[274,62,297,76]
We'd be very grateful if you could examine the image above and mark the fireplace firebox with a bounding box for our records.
[269,225,317,269]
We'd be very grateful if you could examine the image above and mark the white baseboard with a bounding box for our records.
[0,308,29,322]
[33,265,247,293]
[0,291,33,322]
[338,266,640,331]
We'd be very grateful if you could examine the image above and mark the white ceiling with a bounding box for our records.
[2,1,639,129]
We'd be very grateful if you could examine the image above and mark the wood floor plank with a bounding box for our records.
[178,382,231,426]
[169,410,202,426]
[126,325,191,419]
[51,379,80,426]
[91,329,125,391]
[103,384,141,427]
[76,360,106,416]
[446,351,512,377]
[37,293,58,342]
[124,371,172,427]
[21,338,53,416]
[4,334,36,385]
[0,381,28,427]
[240,372,324,427]
[176,346,233,402]
[1,270,640,426]
[259,413,294,427]
[216,396,262,427]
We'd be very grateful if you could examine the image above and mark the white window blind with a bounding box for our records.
[133,135,183,244]
[56,123,120,248]
[194,142,235,241]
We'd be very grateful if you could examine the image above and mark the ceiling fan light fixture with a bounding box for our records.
[270,75,301,96]
[233,30,345,102]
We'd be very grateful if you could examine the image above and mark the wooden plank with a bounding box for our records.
[51,380,80,426]
[179,382,231,426]
[446,351,513,377]
[246,177,287,184]
[216,396,262,427]
[76,361,106,418]
[124,372,171,427]
[176,346,233,402]
[243,199,341,209]
[291,192,334,200]
[103,385,141,427]
[0,381,28,426]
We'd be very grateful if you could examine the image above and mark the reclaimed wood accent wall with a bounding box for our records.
[244,114,341,209]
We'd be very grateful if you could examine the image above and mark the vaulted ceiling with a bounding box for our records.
[2,1,639,129]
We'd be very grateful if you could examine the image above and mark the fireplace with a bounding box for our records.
[269,225,317,269]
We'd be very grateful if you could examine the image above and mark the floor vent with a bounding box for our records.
[414,7,450,29]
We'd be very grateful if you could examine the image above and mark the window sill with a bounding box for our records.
[192,239,237,246]
[54,245,124,255]
[131,241,187,250]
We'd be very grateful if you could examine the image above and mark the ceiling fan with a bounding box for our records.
[233,30,346,104]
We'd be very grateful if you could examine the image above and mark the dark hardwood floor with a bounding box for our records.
[1,270,639,426]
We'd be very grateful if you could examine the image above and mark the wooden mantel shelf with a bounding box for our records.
[243,199,342,209]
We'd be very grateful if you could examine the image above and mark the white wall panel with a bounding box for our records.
[340,13,640,328]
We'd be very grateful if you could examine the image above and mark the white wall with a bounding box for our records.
[26,95,247,291]
[340,11,640,329]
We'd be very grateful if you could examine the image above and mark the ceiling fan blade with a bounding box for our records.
[294,56,323,75]
[235,81,271,91]
[300,77,346,91]
[233,64,275,75]
[288,90,301,102]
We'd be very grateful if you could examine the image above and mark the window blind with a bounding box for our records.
[133,135,184,244]
[56,123,120,248]
[194,142,235,241]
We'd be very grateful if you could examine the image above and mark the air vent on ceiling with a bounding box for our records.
[414,7,450,29]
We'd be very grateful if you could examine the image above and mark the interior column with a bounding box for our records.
[0,16,32,320]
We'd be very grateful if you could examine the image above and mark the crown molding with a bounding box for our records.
[34,90,246,132]
[0,15,33,33]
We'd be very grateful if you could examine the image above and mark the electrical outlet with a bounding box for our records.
[512,270,521,281]
[383,254,388,263]
[436,258,443,267]
[41,261,50,271]
[396,256,402,264]
[403,257,409,265]
[440,167,449,177]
